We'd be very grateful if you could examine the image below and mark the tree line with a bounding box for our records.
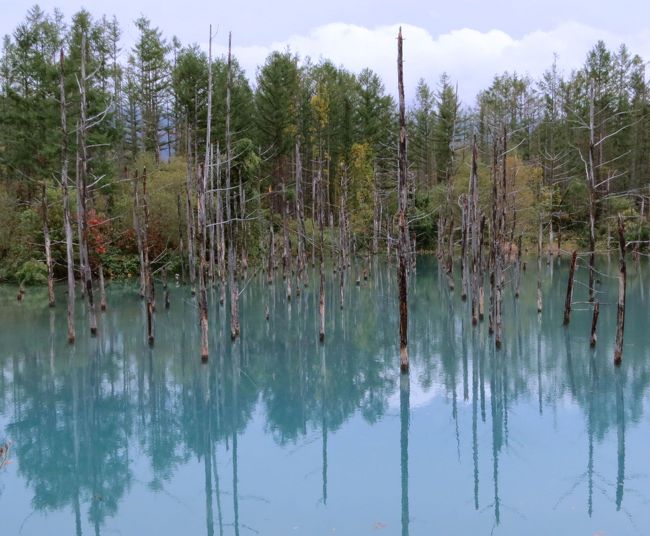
[0,6,648,359]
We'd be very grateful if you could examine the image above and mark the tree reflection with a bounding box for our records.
[0,258,648,532]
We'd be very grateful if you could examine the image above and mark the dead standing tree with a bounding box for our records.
[469,137,480,325]
[563,250,578,326]
[140,168,155,345]
[197,26,213,360]
[397,28,410,372]
[295,138,308,289]
[60,49,75,343]
[41,183,55,308]
[226,33,240,341]
[76,32,97,337]
[614,215,627,365]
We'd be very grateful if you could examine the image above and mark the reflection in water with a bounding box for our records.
[400,373,409,536]
[0,258,649,535]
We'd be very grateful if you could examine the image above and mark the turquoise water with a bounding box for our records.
[0,256,649,535]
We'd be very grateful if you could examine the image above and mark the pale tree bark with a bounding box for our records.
[469,138,480,325]
[42,184,55,308]
[197,26,213,359]
[98,264,107,311]
[295,139,307,288]
[77,32,97,336]
[60,49,75,343]
[318,156,326,343]
[133,173,146,299]
[226,33,240,341]
[563,250,578,326]
[186,128,197,295]
[397,28,410,372]
[141,168,155,346]
[614,215,626,365]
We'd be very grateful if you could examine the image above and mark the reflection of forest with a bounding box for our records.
[0,257,648,533]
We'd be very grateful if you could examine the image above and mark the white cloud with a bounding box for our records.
[211,21,650,106]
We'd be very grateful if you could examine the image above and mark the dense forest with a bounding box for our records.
[0,7,648,354]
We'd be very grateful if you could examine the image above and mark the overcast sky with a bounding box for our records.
[3,1,650,103]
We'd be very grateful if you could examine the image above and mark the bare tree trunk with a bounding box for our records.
[163,267,170,309]
[537,218,543,313]
[372,167,380,255]
[586,82,598,303]
[177,193,186,283]
[339,170,348,309]
[42,184,55,307]
[295,139,307,289]
[614,215,626,365]
[489,140,498,336]
[197,26,213,359]
[98,264,107,311]
[60,49,75,343]
[397,28,409,372]
[282,174,292,300]
[78,32,97,337]
[208,144,216,286]
[590,301,599,348]
[133,173,146,299]
[478,215,485,321]
[267,226,275,285]
[226,33,240,341]
[514,234,522,299]
[563,250,578,326]
[318,155,326,343]
[141,168,155,346]
[460,194,468,301]
[215,144,226,305]
[469,138,480,325]
[186,129,197,295]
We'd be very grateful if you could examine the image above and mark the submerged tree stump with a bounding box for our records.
[563,250,578,326]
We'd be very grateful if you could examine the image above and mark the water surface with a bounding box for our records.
[1,257,649,535]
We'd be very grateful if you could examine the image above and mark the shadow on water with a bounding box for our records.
[0,256,649,534]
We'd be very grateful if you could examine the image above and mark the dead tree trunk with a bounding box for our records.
[208,144,216,286]
[98,264,107,311]
[318,156,326,343]
[489,140,498,336]
[282,174,292,300]
[614,215,626,365]
[141,168,155,346]
[590,301,599,348]
[372,167,380,256]
[563,250,578,326]
[225,33,240,341]
[42,184,55,307]
[133,173,146,299]
[514,234,522,299]
[339,170,349,309]
[459,194,468,301]
[397,28,410,372]
[478,215,486,320]
[295,139,307,288]
[163,267,170,309]
[267,226,275,285]
[60,49,75,343]
[469,138,480,325]
[586,82,598,303]
[537,218,543,313]
[197,26,213,359]
[186,130,197,295]
[177,193,186,283]
[77,32,97,337]
[215,144,226,305]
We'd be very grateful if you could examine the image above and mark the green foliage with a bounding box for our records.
[16,259,47,285]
